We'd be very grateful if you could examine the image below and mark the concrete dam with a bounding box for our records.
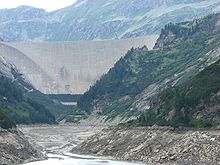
[0,35,158,94]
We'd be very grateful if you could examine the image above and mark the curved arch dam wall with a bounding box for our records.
[2,35,158,94]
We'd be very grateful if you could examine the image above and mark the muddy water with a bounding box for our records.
[19,125,144,165]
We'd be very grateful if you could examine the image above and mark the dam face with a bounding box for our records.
[2,35,158,94]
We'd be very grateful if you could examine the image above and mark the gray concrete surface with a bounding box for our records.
[2,35,158,94]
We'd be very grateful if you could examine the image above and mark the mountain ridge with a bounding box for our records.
[1,0,220,41]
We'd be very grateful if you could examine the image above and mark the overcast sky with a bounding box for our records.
[0,0,77,12]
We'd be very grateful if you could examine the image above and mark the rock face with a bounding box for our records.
[1,36,158,94]
[0,128,45,165]
[74,127,220,164]
[0,0,220,41]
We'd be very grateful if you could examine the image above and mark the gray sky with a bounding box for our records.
[0,0,77,11]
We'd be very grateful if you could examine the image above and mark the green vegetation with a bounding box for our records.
[0,108,15,129]
[0,73,56,125]
[78,13,220,126]
[27,90,72,119]
[0,76,23,103]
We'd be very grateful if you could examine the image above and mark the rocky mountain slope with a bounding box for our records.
[77,13,220,121]
[133,59,220,127]
[1,0,220,41]
[74,127,220,164]
[0,128,45,165]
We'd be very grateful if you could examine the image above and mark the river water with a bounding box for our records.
[24,153,142,165]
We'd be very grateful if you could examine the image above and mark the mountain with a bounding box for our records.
[1,0,220,41]
[77,13,220,122]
